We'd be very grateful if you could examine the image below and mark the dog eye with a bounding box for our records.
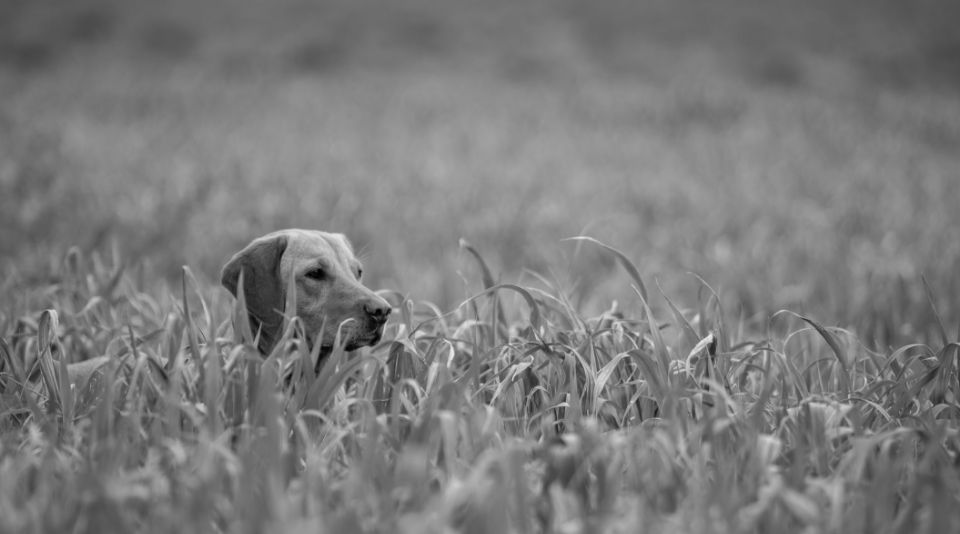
[356,267,363,280]
[305,268,326,281]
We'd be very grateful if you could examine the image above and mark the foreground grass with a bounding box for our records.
[2,243,958,533]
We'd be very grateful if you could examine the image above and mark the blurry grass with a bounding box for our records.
[2,0,958,349]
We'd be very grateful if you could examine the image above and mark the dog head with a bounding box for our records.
[220,229,391,354]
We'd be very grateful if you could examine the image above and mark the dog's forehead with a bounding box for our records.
[281,229,355,269]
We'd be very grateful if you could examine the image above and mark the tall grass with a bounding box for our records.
[2,242,958,533]
[3,1,959,531]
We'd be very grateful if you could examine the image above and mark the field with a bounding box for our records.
[2,0,960,532]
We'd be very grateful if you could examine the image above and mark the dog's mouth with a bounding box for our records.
[343,329,383,351]
[321,324,385,352]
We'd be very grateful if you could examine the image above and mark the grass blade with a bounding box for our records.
[564,236,648,301]
[37,309,62,416]
[776,310,851,395]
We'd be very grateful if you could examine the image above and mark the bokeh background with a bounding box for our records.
[2,0,958,343]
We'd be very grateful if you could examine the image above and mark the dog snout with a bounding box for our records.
[362,297,392,324]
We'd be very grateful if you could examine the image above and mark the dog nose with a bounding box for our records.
[363,299,392,323]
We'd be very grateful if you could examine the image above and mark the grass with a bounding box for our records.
[2,0,960,531]
[1,243,959,533]
[3,0,959,329]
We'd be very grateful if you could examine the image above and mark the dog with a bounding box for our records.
[47,229,390,401]
[220,229,392,356]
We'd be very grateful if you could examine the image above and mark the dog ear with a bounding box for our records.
[220,233,289,354]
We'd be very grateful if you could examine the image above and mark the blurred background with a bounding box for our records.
[2,0,958,344]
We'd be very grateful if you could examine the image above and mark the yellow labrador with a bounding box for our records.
[220,229,391,355]
[55,229,387,401]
